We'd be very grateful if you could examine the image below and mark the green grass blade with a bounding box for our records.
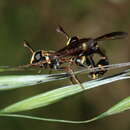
[1,69,130,113]
[0,62,130,91]
[0,73,68,90]
[0,96,130,124]
[103,96,130,115]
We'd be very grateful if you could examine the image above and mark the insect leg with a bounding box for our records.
[89,55,96,67]
[69,68,85,90]
[95,47,109,76]
[87,55,98,79]
[55,64,84,89]
[96,57,109,76]
[96,47,106,57]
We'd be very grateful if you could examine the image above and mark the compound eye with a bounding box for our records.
[35,53,41,61]
[70,36,79,43]
[30,51,43,64]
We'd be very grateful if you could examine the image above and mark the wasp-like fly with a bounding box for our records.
[24,26,128,89]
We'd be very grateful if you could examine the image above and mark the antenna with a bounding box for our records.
[24,40,34,54]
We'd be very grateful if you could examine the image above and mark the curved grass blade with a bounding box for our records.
[0,62,130,91]
[0,96,130,124]
[1,69,130,113]
[0,73,68,90]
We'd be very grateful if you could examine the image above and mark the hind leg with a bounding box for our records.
[75,55,98,79]
[89,55,109,78]
[86,48,109,79]
[69,68,85,90]
[95,47,109,76]
[95,57,109,76]
[85,55,99,79]
[62,64,85,90]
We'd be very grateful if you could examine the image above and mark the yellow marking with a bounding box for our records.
[98,64,105,71]
[45,56,51,64]
[92,74,97,79]
[81,56,85,64]
[96,45,99,48]
[66,38,71,46]
[82,43,87,50]
[30,52,35,64]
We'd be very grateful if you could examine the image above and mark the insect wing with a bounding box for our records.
[94,32,128,42]
[57,37,88,54]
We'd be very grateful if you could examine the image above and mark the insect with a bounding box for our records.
[55,25,128,78]
[24,26,128,89]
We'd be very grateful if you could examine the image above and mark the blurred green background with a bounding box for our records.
[0,0,130,130]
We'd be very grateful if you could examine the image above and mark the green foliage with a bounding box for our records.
[0,63,130,124]
[1,96,130,124]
